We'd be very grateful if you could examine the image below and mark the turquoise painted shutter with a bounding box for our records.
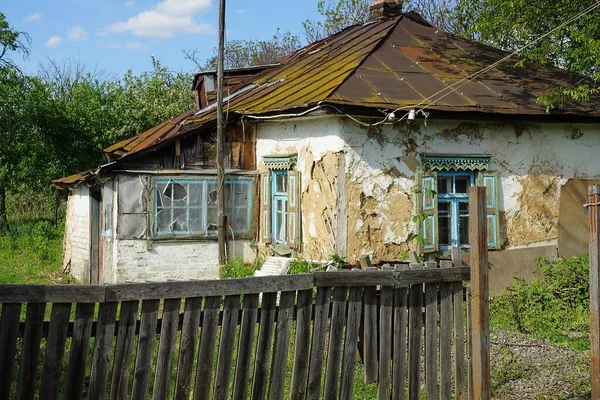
[478,171,501,249]
[261,172,272,243]
[416,172,438,253]
[287,171,302,249]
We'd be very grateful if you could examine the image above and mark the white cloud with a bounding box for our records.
[24,13,43,21]
[46,35,62,48]
[67,26,88,42]
[106,0,214,38]
[108,41,147,50]
[235,9,246,15]
[125,1,135,6]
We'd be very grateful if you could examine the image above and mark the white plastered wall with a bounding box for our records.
[255,116,600,263]
[62,186,90,282]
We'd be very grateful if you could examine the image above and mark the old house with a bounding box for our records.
[54,0,600,290]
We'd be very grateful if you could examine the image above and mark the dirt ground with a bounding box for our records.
[491,330,590,399]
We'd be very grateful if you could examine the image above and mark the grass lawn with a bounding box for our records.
[0,219,66,284]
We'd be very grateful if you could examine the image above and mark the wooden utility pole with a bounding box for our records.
[468,186,491,399]
[216,0,227,265]
[589,184,600,399]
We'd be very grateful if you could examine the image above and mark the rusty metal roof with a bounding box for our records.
[104,110,194,158]
[56,12,600,187]
[185,12,600,121]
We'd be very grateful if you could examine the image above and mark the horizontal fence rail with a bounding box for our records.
[0,264,471,400]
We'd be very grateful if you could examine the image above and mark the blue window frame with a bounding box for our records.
[437,172,475,249]
[271,170,288,244]
[153,177,254,238]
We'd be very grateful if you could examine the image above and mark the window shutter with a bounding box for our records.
[478,171,501,249]
[261,172,272,243]
[287,171,302,249]
[416,172,438,253]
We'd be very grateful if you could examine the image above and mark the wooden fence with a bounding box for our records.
[0,263,470,400]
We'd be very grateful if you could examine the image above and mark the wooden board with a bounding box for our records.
[88,302,118,400]
[0,302,22,399]
[340,286,363,399]
[323,286,347,399]
[232,293,259,399]
[306,287,331,400]
[15,302,45,400]
[290,290,313,400]
[174,297,203,400]
[153,298,181,400]
[193,296,221,400]
[131,299,160,400]
[110,300,139,400]
[393,265,409,400]
[213,295,240,400]
[251,292,277,400]
[408,263,423,400]
[64,303,95,400]
[268,291,296,400]
[425,262,439,400]
[39,302,71,400]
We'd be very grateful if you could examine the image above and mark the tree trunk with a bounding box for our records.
[53,189,61,227]
[0,183,9,234]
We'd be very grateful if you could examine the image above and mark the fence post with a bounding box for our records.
[589,184,600,400]
[468,186,491,399]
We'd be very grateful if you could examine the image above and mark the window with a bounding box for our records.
[261,154,302,249]
[417,155,500,252]
[153,177,254,238]
[102,181,113,236]
[271,170,288,244]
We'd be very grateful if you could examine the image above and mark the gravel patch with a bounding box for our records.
[491,330,590,399]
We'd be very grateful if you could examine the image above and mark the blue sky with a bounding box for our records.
[3,0,322,76]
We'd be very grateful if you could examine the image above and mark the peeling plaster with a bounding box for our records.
[256,117,600,262]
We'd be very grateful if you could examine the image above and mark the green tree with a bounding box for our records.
[184,29,301,70]
[456,0,600,110]
[302,0,461,43]
[0,12,31,232]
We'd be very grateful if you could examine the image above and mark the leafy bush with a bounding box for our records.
[221,257,262,279]
[490,255,590,349]
[288,257,323,274]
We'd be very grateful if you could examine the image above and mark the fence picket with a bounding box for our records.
[132,299,160,400]
[290,289,313,400]
[306,286,331,400]
[15,302,45,400]
[323,286,348,400]
[363,270,378,384]
[408,263,423,400]
[174,297,203,400]
[439,260,453,400]
[340,286,363,400]
[268,291,296,400]
[379,282,394,400]
[425,262,439,400]
[64,303,95,400]
[193,296,221,400]
[110,300,139,400]
[0,302,22,400]
[88,302,118,400]
[40,302,71,400]
[214,295,240,400]
[251,292,277,400]
[153,298,181,400]
[232,293,259,399]
[393,264,408,400]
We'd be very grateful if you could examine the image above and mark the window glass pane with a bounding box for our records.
[172,208,188,232]
[188,183,202,207]
[437,177,449,194]
[459,201,469,245]
[455,177,469,194]
[275,173,287,193]
[158,184,172,207]
[438,202,451,246]
[189,207,202,234]
[156,208,171,233]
